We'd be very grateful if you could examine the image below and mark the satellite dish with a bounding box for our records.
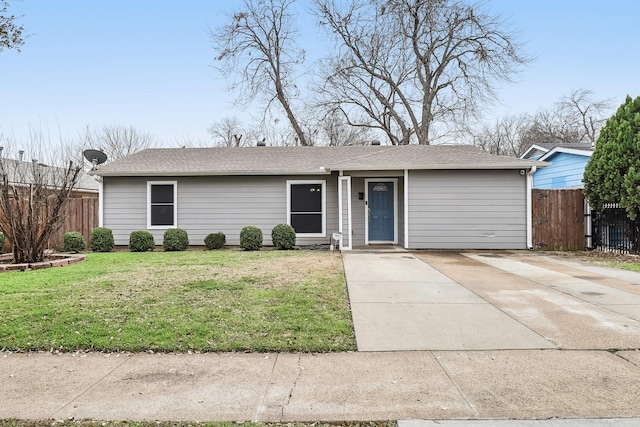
[83,149,107,169]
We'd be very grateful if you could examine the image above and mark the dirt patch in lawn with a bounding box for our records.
[229,252,344,288]
[87,251,344,290]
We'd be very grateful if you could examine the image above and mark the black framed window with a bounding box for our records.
[288,181,325,235]
[148,182,176,227]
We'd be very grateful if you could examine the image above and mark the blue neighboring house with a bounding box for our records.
[520,142,594,189]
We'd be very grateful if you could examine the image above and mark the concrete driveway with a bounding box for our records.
[343,251,640,351]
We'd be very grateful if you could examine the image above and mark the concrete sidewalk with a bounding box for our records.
[2,350,640,422]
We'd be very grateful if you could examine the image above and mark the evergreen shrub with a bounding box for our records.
[163,228,189,251]
[239,226,262,251]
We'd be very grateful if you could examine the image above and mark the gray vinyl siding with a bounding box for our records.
[408,170,527,249]
[103,175,339,246]
[102,178,147,244]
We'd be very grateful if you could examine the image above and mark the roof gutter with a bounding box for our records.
[90,161,550,177]
[91,169,334,177]
[324,162,550,171]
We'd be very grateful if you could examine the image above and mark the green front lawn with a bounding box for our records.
[0,250,355,353]
[609,261,640,272]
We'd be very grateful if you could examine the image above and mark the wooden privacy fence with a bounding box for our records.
[49,197,99,249]
[1,197,99,252]
[532,189,585,251]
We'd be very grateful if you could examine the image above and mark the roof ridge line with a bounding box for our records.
[328,144,402,167]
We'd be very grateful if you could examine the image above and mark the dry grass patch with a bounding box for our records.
[545,250,640,271]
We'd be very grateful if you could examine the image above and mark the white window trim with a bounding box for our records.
[147,181,178,229]
[404,170,409,249]
[338,175,352,250]
[286,179,326,238]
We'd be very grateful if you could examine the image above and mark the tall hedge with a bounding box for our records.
[584,95,640,219]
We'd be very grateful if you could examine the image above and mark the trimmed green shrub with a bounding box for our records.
[129,230,155,252]
[90,227,114,252]
[163,228,189,251]
[240,226,263,251]
[271,224,296,250]
[63,231,85,253]
[0,231,5,253]
[204,232,226,250]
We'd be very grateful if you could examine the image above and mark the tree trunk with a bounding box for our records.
[275,77,309,146]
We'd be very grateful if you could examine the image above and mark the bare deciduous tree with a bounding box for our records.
[212,0,311,145]
[519,89,611,148]
[246,117,299,146]
[519,108,584,147]
[0,0,24,53]
[208,117,245,147]
[314,0,530,145]
[78,124,154,162]
[317,111,373,146]
[473,114,530,157]
[0,141,81,264]
[472,89,611,157]
[558,88,611,144]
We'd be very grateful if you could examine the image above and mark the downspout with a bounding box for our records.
[526,166,537,250]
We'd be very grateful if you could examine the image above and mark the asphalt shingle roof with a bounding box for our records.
[1,158,99,191]
[93,145,545,177]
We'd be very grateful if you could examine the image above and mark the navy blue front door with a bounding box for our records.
[368,181,394,241]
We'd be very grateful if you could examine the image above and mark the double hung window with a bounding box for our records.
[287,180,325,236]
[148,181,177,228]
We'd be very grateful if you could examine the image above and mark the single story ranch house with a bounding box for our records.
[91,144,546,250]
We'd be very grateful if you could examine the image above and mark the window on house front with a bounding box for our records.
[287,180,326,236]
[148,181,177,228]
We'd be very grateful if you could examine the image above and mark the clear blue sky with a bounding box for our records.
[1,0,639,147]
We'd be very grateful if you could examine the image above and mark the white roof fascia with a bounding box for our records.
[92,163,550,177]
[538,147,594,161]
[519,144,549,159]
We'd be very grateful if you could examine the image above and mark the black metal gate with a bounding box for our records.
[591,204,640,253]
